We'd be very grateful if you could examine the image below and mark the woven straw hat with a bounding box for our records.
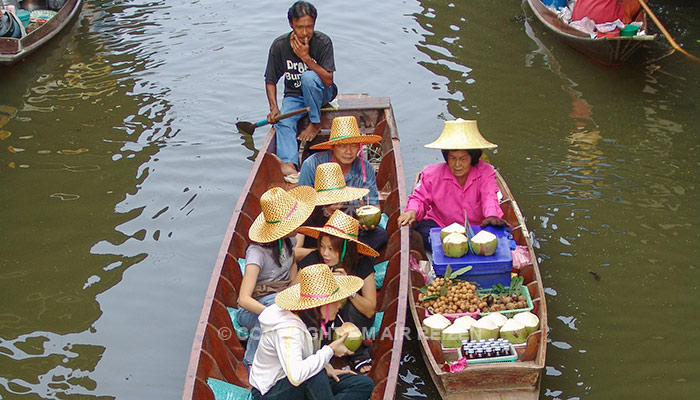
[298,210,379,257]
[249,186,316,243]
[424,119,497,150]
[275,263,364,310]
[313,162,369,206]
[309,116,381,150]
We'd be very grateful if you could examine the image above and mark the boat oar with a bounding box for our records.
[637,0,700,64]
[236,107,310,135]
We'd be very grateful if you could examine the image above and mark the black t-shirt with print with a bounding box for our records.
[264,31,335,98]
[298,250,374,281]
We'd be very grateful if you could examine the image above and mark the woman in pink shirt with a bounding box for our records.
[398,119,507,250]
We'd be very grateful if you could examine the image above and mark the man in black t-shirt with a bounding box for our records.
[265,1,338,179]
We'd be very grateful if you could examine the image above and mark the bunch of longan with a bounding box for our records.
[418,277,480,314]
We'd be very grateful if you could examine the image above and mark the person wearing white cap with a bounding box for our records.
[398,119,507,250]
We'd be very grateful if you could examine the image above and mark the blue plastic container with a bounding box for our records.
[541,0,567,8]
[430,225,513,288]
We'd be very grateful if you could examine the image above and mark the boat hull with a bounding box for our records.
[0,0,82,66]
[182,95,411,400]
[526,0,655,65]
[408,170,547,400]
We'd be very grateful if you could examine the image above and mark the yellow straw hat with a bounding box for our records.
[275,263,364,311]
[309,116,381,150]
[424,119,497,150]
[298,210,379,257]
[248,186,317,243]
[313,162,370,206]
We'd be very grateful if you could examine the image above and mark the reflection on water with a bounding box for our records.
[0,332,108,399]
[1,0,699,399]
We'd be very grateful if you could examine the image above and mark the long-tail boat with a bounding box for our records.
[0,0,82,66]
[526,0,655,65]
[182,95,411,400]
[408,169,548,399]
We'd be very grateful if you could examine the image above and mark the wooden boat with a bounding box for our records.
[0,0,82,66]
[408,169,548,399]
[182,95,411,400]
[526,0,655,65]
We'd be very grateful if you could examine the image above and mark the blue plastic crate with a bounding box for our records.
[430,225,513,288]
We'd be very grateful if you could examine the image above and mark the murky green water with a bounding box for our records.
[1,0,698,399]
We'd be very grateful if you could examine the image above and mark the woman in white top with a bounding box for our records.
[248,263,374,400]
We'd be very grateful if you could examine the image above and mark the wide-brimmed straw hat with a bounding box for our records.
[298,210,379,257]
[313,162,369,206]
[249,186,316,243]
[309,116,381,150]
[275,263,364,311]
[424,119,497,150]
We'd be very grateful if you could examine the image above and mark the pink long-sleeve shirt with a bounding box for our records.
[405,161,504,227]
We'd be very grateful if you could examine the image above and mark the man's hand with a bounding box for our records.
[290,32,311,63]
[481,216,507,228]
[397,210,417,227]
[267,106,280,124]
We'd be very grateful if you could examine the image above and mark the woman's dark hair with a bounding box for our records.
[318,233,358,275]
[441,149,482,166]
[260,237,293,266]
[296,307,322,331]
[288,1,317,23]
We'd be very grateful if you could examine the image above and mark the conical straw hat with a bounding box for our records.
[310,116,381,150]
[275,263,364,311]
[313,162,369,206]
[424,119,497,150]
[298,210,379,257]
[248,186,316,243]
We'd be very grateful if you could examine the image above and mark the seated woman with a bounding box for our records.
[299,116,388,252]
[237,185,316,368]
[248,263,374,400]
[294,162,370,262]
[398,119,507,251]
[297,210,379,374]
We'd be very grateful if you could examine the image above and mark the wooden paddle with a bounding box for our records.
[637,0,700,64]
[236,107,310,135]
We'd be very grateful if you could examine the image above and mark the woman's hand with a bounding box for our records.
[359,223,376,231]
[481,216,507,228]
[325,364,356,382]
[397,210,417,227]
[332,268,348,276]
[328,332,353,357]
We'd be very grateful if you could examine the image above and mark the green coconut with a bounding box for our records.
[482,312,508,328]
[440,222,467,241]
[469,317,499,341]
[452,315,477,331]
[442,232,469,258]
[332,322,363,352]
[470,229,498,256]
[499,318,528,344]
[422,313,451,341]
[355,205,381,228]
[513,311,540,335]
[441,323,470,349]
